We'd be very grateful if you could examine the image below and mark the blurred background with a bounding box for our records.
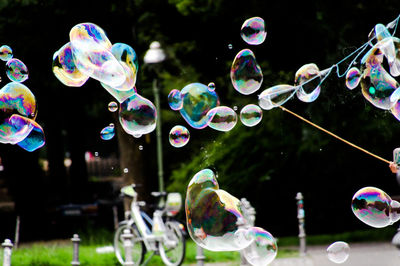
[0,0,399,243]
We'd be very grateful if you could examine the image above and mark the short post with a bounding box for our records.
[296,192,307,256]
[196,245,205,266]
[14,216,20,249]
[122,229,134,266]
[2,239,13,266]
[71,234,80,265]
[112,205,119,230]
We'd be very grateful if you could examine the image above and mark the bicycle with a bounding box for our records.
[114,184,186,266]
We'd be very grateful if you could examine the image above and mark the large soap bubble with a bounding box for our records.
[179,83,219,129]
[168,89,183,111]
[119,93,157,136]
[70,23,126,88]
[0,114,34,144]
[351,186,400,228]
[16,120,45,152]
[186,169,252,251]
[207,106,237,132]
[52,42,89,87]
[240,17,267,45]
[242,227,277,266]
[231,49,263,95]
[326,241,350,264]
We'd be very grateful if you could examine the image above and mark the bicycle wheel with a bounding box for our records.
[114,222,145,265]
[159,221,186,266]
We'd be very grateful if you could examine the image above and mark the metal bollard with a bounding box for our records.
[71,234,80,265]
[121,229,134,266]
[296,192,307,256]
[2,239,13,266]
[196,245,206,266]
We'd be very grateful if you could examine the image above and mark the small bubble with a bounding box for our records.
[228,44,233,49]
[108,101,118,112]
[233,106,238,111]
[123,168,128,173]
[94,152,99,157]
[138,145,143,150]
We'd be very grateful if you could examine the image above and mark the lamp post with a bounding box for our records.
[144,41,166,193]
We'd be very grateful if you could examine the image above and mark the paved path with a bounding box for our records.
[188,242,400,266]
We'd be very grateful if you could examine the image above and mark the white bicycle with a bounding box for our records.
[114,184,186,266]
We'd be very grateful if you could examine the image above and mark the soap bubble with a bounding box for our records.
[138,145,143,150]
[294,63,321,102]
[231,49,263,95]
[123,168,129,173]
[168,89,183,111]
[240,17,267,45]
[208,82,216,91]
[258,84,297,110]
[360,38,399,110]
[327,241,350,264]
[52,42,89,87]
[70,23,126,87]
[133,133,142,138]
[0,45,13,61]
[351,186,400,228]
[0,82,37,119]
[111,43,138,83]
[179,83,219,129]
[368,23,392,45]
[100,62,135,92]
[169,125,190,148]
[16,119,45,152]
[108,101,118,112]
[240,104,263,127]
[186,169,252,251]
[6,58,29,83]
[233,105,238,111]
[100,124,115,140]
[243,227,278,266]
[228,44,233,49]
[207,106,237,132]
[0,114,34,144]
[119,93,157,136]
[345,67,361,90]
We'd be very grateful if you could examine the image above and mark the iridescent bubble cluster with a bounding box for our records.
[326,241,350,264]
[0,45,44,152]
[351,186,400,228]
[53,23,157,137]
[186,169,277,265]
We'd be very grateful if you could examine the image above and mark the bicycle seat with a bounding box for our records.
[151,191,167,197]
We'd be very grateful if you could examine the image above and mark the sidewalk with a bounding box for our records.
[189,242,400,266]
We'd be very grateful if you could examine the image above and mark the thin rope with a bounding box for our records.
[277,105,391,164]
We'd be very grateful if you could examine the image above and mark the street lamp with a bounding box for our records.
[144,41,166,193]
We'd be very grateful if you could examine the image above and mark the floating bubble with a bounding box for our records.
[70,23,125,88]
[233,106,238,111]
[390,100,400,121]
[345,67,361,90]
[179,83,219,129]
[108,101,118,112]
[294,63,321,102]
[168,89,183,111]
[133,133,142,138]
[207,106,237,132]
[240,17,267,45]
[258,84,297,110]
[111,43,138,83]
[231,49,263,95]
[368,23,392,45]
[52,42,89,87]
[0,45,13,61]
[6,59,28,83]
[119,93,157,136]
[327,241,350,264]
[186,169,252,251]
[123,168,128,173]
[228,44,233,50]
[169,125,190,148]
[387,37,400,77]
[138,145,143,150]
[0,114,34,144]
[351,186,400,228]
[360,39,400,110]
[100,124,115,140]
[100,62,135,92]
[240,104,263,127]
[16,119,45,152]
[208,82,216,91]
[0,82,37,119]
[243,227,278,266]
